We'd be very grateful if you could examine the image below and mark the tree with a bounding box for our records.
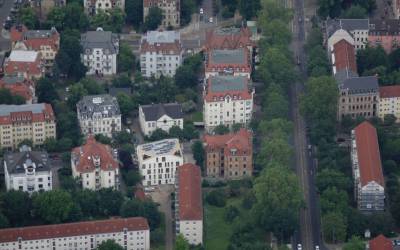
[43,137,58,152]
[0,212,9,229]
[206,190,227,207]
[114,130,134,145]
[169,126,184,140]
[95,134,112,145]
[118,43,136,73]
[36,78,59,104]
[340,5,367,18]
[120,200,162,229]
[252,166,303,241]
[238,0,260,20]
[97,240,124,250]
[148,128,169,141]
[123,170,142,187]
[316,168,351,192]
[32,190,75,224]
[175,234,190,250]
[144,7,163,31]
[320,187,349,216]
[19,7,39,29]
[90,9,126,33]
[192,141,205,169]
[263,85,289,119]
[317,0,342,18]
[112,73,132,87]
[214,124,230,135]
[0,88,26,104]
[125,0,143,28]
[0,190,32,226]
[180,0,195,25]
[343,236,365,250]
[182,121,199,140]
[97,188,124,216]
[356,46,389,75]
[67,83,88,108]
[117,93,135,118]
[73,189,100,218]
[322,211,347,243]
[45,7,65,30]
[257,138,292,167]
[63,2,90,31]
[224,205,240,222]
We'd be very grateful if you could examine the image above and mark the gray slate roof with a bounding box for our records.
[81,30,119,53]
[369,19,400,34]
[4,147,51,174]
[108,87,132,97]
[0,103,46,116]
[340,76,379,94]
[335,68,359,84]
[140,103,183,121]
[326,19,369,37]
[0,75,25,84]
[77,94,121,119]
[209,75,247,92]
[24,28,58,39]
[211,49,246,64]
[144,31,180,44]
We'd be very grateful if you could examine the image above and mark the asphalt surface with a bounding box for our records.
[0,0,13,52]
[291,0,324,249]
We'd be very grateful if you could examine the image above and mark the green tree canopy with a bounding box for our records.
[32,190,75,224]
[0,88,26,105]
[19,7,39,29]
[340,5,367,18]
[0,190,32,226]
[322,211,347,243]
[97,239,124,250]
[144,7,163,31]
[192,140,205,169]
[343,236,365,250]
[118,43,136,73]
[175,234,190,250]
[125,0,143,28]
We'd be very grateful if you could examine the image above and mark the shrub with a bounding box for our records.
[224,205,240,222]
[206,189,227,207]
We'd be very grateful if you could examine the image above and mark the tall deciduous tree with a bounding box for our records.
[175,234,190,250]
[32,190,75,224]
[191,141,205,169]
[19,7,39,29]
[322,211,347,243]
[0,190,32,226]
[343,236,365,250]
[118,43,136,73]
[97,240,124,250]
[36,78,59,104]
[125,0,143,28]
[144,7,163,31]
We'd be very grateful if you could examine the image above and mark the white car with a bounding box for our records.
[297,244,302,250]
[209,17,213,23]
[200,8,203,14]
[315,246,320,250]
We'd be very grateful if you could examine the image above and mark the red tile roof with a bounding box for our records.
[369,234,393,250]
[0,77,34,102]
[3,51,43,79]
[204,27,254,51]
[204,129,252,156]
[0,103,55,125]
[10,25,60,51]
[205,48,251,75]
[204,76,252,102]
[140,40,181,54]
[72,136,119,173]
[333,39,357,73]
[354,121,384,187]
[177,163,203,221]
[0,217,149,243]
[379,85,400,98]
[134,187,146,201]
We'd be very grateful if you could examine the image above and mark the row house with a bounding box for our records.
[326,18,369,50]
[84,0,125,15]
[205,48,251,79]
[10,25,60,70]
[0,76,36,104]
[368,19,400,53]
[76,94,122,137]
[139,103,184,136]
[351,121,385,211]
[0,103,56,150]
[378,85,400,122]
[174,163,203,245]
[203,128,253,179]
[204,27,255,54]
[0,217,150,250]
[139,31,182,78]
[143,0,180,28]
[3,50,45,80]
[31,0,66,19]
[81,28,119,76]
[136,138,183,186]
[203,75,254,132]
[4,145,53,193]
[71,136,120,190]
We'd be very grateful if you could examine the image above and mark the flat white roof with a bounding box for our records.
[9,50,38,62]
[137,138,182,159]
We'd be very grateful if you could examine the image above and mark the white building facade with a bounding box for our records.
[137,139,183,186]
[139,31,182,78]
[83,0,125,15]
[0,217,150,250]
[77,94,122,137]
[81,28,119,76]
[203,76,254,132]
[143,0,180,28]
[71,136,120,190]
[3,146,52,193]
[326,19,369,50]
[378,85,400,122]
[139,103,183,136]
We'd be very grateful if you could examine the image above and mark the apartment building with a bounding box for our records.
[139,31,182,78]
[3,50,44,80]
[203,128,253,179]
[76,94,122,137]
[71,136,119,190]
[368,234,393,250]
[378,85,400,122]
[0,76,35,104]
[4,145,53,193]
[139,103,183,136]
[203,75,254,132]
[205,48,251,79]
[10,25,60,69]
[175,163,203,245]
[337,76,379,120]
[0,217,150,250]
[143,0,180,28]
[351,121,385,211]
[83,0,125,15]
[204,27,254,53]
[330,39,357,75]
[31,0,66,19]
[0,103,56,150]
[81,28,119,76]
[136,139,183,186]
[369,19,400,53]
[326,19,369,50]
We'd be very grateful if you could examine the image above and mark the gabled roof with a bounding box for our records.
[205,27,254,50]
[0,217,149,243]
[379,85,400,98]
[334,68,359,84]
[81,29,119,53]
[354,121,384,187]
[0,103,54,125]
[4,148,51,174]
[369,234,393,250]
[340,76,379,94]
[140,103,183,122]
[204,76,252,102]
[209,48,247,65]
[71,136,119,173]
[204,129,252,156]
[369,19,400,35]
[326,19,369,37]
[177,163,203,221]
[332,39,357,73]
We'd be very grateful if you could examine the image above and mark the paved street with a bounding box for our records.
[291,0,323,249]
[0,0,13,52]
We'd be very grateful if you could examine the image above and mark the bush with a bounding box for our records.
[224,205,240,222]
[206,189,227,207]
[241,192,256,210]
